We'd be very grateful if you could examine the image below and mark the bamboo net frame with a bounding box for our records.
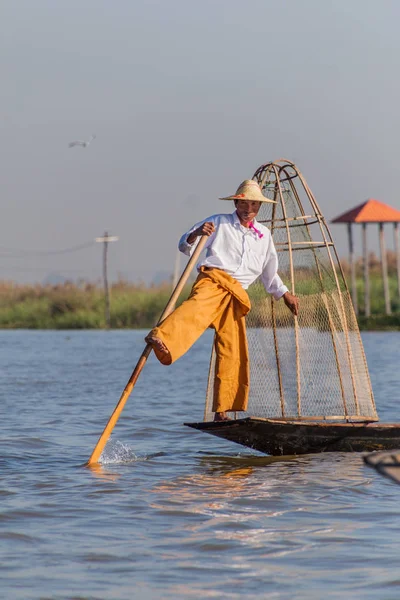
[204,159,377,423]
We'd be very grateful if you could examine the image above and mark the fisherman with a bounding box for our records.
[145,180,299,421]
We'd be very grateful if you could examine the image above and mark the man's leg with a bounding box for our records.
[146,275,230,365]
[211,299,249,417]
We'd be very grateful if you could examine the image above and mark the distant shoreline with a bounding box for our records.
[1,280,399,331]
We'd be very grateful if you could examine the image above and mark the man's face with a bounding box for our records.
[235,200,262,225]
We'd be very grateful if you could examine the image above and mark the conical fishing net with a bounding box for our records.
[204,160,377,422]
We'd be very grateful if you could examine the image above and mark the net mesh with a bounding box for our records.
[204,160,377,422]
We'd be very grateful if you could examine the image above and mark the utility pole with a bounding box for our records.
[172,249,181,290]
[95,232,119,328]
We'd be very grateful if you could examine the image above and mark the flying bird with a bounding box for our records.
[68,134,96,148]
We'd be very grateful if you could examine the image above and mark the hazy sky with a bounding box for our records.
[1,0,400,284]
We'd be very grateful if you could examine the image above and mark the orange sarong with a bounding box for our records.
[149,267,251,413]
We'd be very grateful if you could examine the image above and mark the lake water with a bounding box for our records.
[1,330,400,599]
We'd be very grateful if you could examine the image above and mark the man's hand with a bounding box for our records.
[187,222,215,244]
[283,291,299,316]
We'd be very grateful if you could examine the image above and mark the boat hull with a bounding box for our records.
[185,417,400,455]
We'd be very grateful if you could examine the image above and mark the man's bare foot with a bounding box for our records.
[214,412,229,422]
[145,335,172,365]
[145,334,167,353]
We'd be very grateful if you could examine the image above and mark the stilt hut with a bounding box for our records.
[332,199,400,316]
[186,160,400,455]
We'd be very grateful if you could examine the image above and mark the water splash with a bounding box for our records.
[99,439,142,464]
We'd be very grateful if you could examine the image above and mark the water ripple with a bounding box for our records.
[0,330,400,599]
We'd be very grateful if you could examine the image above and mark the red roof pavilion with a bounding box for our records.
[332,199,400,224]
[331,198,400,318]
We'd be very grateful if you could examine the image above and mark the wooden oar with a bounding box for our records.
[86,235,208,466]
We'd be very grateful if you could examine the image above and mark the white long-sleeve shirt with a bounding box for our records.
[179,211,288,300]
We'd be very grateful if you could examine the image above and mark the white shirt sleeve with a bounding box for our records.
[178,216,216,256]
[260,235,288,300]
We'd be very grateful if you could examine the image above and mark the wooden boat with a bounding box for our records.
[186,160,396,456]
[185,418,400,456]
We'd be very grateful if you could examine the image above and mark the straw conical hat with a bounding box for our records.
[220,179,277,203]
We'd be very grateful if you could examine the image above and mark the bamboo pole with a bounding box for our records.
[379,223,391,315]
[314,194,375,416]
[203,345,216,421]
[285,171,348,418]
[272,165,301,417]
[296,170,360,416]
[256,169,286,416]
[362,223,370,318]
[86,235,208,466]
[269,182,285,417]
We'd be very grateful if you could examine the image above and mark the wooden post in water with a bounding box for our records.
[347,222,358,315]
[394,222,400,301]
[379,223,391,315]
[362,223,370,317]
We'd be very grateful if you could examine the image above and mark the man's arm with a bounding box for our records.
[178,218,216,256]
[260,234,299,315]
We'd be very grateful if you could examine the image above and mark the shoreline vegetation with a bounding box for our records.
[1,270,400,331]
[0,280,176,330]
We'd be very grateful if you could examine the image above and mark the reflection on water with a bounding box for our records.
[0,330,400,600]
[87,462,122,482]
[147,452,391,600]
[151,453,371,510]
